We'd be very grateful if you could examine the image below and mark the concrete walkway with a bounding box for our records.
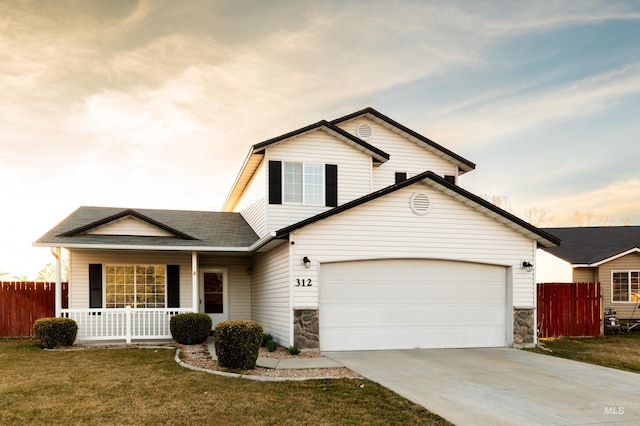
[325,348,640,426]
[206,339,343,369]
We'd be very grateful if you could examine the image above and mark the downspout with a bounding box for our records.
[50,247,61,317]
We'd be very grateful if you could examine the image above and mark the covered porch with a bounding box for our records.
[52,250,257,343]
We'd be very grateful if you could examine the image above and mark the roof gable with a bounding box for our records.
[85,215,177,237]
[275,171,559,248]
[541,226,640,265]
[252,120,390,163]
[35,207,262,250]
[59,209,195,240]
[331,107,476,174]
[223,119,390,211]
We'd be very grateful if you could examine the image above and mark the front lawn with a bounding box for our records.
[0,339,450,425]
[529,334,640,373]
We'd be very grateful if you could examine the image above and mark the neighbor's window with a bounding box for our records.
[612,271,640,302]
[105,265,166,308]
[283,162,324,205]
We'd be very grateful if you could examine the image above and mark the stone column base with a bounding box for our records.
[293,309,319,351]
[513,308,536,348]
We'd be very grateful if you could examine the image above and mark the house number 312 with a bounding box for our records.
[295,279,312,287]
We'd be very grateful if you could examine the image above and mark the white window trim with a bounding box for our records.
[282,161,325,206]
[104,264,168,309]
[611,270,640,303]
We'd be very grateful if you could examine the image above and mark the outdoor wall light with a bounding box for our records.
[302,256,311,269]
[246,266,254,275]
[522,261,534,272]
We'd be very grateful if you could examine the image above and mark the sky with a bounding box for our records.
[2,0,640,279]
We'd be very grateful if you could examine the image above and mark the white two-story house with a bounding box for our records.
[35,107,559,350]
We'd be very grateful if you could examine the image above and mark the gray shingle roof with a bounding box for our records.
[35,206,260,249]
[541,226,640,264]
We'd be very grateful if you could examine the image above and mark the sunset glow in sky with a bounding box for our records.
[2,0,640,278]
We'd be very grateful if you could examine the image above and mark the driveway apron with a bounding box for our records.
[325,348,640,425]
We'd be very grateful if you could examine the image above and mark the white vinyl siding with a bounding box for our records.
[266,129,372,231]
[535,249,573,283]
[236,161,267,237]
[251,242,291,345]
[337,117,459,189]
[69,250,192,310]
[289,184,535,308]
[87,217,175,237]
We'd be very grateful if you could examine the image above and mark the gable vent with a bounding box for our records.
[410,192,431,216]
[355,123,373,140]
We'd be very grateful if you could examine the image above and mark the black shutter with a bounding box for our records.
[325,164,338,207]
[89,264,102,308]
[444,175,456,184]
[268,160,282,204]
[167,265,180,308]
[395,172,407,184]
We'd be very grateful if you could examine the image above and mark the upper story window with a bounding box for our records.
[284,162,324,205]
[612,271,640,302]
[269,160,338,207]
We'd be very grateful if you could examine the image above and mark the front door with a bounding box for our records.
[200,269,228,329]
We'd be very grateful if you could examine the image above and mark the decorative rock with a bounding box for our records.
[513,308,535,348]
[293,309,320,349]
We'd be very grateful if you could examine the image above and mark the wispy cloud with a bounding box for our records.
[430,63,640,146]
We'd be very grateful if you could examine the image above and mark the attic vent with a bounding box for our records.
[355,123,373,140]
[410,192,431,216]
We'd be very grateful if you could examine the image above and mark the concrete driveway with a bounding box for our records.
[325,348,640,425]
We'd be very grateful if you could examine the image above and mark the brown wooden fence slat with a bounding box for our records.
[537,282,601,338]
[0,282,69,337]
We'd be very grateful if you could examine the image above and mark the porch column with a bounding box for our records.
[192,252,198,312]
[53,247,62,317]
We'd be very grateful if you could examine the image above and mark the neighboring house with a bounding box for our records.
[35,107,559,350]
[538,226,640,320]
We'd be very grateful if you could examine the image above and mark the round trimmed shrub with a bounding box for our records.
[34,317,78,349]
[170,313,212,345]
[214,320,263,370]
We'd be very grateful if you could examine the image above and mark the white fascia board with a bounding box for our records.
[221,149,260,212]
[33,243,253,252]
[33,233,276,253]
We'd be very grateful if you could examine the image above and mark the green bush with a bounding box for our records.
[34,317,78,349]
[262,332,274,347]
[170,313,212,345]
[214,320,263,370]
[288,345,300,355]
[266,339,278,352]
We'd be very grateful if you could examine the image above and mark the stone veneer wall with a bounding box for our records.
[293,309,319,350]
[513,308,535,347]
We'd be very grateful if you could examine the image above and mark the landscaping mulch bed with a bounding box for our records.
[178,343,362,379]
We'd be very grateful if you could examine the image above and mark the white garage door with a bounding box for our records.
[319,259,507,351]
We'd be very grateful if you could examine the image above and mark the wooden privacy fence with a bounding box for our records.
[537,282,601,338]
[0,282,68,337]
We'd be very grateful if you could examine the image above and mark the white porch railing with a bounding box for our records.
[61,307,194,343]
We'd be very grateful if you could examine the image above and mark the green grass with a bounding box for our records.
[0,339,450,425]
[528,334,640,373]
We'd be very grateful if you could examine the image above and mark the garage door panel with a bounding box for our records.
[319,259,508,351]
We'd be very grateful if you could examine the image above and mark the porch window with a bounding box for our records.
[105,265,166,308]
[612,271,640,302]
[283,162,324,205]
